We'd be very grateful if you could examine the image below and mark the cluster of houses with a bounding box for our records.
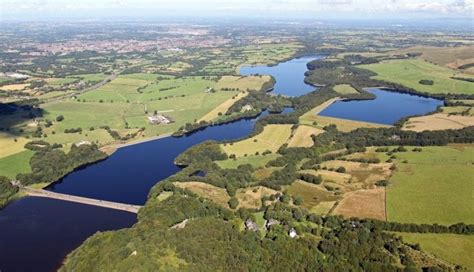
[245,218,297,238]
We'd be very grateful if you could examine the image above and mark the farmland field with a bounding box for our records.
[199,75,272,122]
[0,133,30,158]
[0,150,34,179]
[221,124,292,157]
[173,182,230,208]
[333,188,386,220]
[386,145,474,225]
[402,112,474,132]
[398,233,474,270]
[287,125,324,147]
[38,75,247,147]
[392,46,474,72]
[360,59,474,94]
[333,84,359,95]
[216,154,279,169]
[285,180,339,211]
[236,186,278,209]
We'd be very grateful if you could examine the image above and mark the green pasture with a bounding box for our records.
[216,154,279,169]
[386,145,474,225]
[0,150,34,179]
[398,232,474,270]
[360,59,474,94]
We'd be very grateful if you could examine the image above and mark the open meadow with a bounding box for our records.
[0,150,33,179]
[333,84,359,95]
[392,45,474,73]
[333,188,386,221]
[216,154,280,169]
[402,112,474,132]
[287,125,324,148]
[398,233,474,270]
[221,124,292,157]
[285,180,339,212]
[360,59,474,94]
[386,145,474,225]
[39,74,265,145]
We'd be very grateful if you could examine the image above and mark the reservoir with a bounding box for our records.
[319,88,444,125]
[240,55,323,96]
[46,111,272,205]
[0,55,324,272]
[0,197,136,272]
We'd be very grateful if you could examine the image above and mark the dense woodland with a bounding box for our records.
[0,176,18,208]
[62,188,471,271]
[16,142,107,185]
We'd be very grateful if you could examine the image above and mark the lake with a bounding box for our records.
[319,88,444,125]
[240,55,323,96]
[0,54,360,272]
[46,111,272,205]
[0,197,136,272]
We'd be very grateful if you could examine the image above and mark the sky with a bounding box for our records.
[0,0,473,20]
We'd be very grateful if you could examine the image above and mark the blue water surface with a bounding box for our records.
[0,197,136,272]
[240,55,323,96]
[319,88,443,125]
[47,112,269,205]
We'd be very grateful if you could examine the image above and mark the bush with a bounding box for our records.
[419,79,434,85]
[375,180,389,187]
[336,167,346,173]
[56,115,64,122]
[228,197,239,209]
[293,196,303,206]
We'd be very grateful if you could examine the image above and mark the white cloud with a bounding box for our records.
[0,0,472,17]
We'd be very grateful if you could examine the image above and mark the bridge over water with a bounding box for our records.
[20,187,142,214]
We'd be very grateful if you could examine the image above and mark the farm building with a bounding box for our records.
[265,219,280,230]
[147,114,171,124]
[245,219,259,231]
[76,140,91,146]
[289,228,297,238]
[242,104,253,111]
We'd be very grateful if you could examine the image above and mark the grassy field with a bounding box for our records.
[1,73,267,169]
[0,83,30,91]
[198,91,248,122]
[287,125,324,148]
[37,75,246,147]
[199,75,273,122]
[216,154,279,169]
[173,182,230,208]
[45,77,80,87]
[240,43,303,66]
[333,188,386,220]
[392,46,474,72]
[441,106,473,116]
[172,182,277,210]
[387,145,474,225]
[398,233,474,270]
[320,160,392,184]
[285,180,339,212]
[197,42,302,74]
[403,112,474,132]
[221,124,292,157]
[0,150,34,179]
[236,186,278,209]
[360,59,474,94]
[0,132,30,158]
[333,84,359,95]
